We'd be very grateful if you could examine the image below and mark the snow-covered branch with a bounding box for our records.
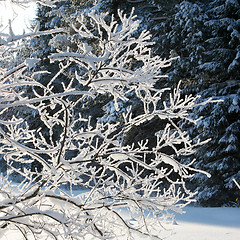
[0,28,64,46]
[0,6,212,240]
[233,179,240,190]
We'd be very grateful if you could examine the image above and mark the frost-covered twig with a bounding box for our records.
[0,27,64,46]
[233,178,240,190]
[0,5,213,240]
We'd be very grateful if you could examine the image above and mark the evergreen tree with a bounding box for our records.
[181,80,240,206]
[10,0,240,206]
[95,0,240,206]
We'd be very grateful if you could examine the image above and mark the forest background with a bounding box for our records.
[0,0,240,206]
[0,0,240,239]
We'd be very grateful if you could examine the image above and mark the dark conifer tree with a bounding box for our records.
[6,0,240,205]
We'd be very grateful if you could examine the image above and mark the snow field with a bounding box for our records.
[165,207,240,240]
[1,207,240,240]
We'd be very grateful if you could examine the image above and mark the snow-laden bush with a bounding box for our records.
[0,3,211,239]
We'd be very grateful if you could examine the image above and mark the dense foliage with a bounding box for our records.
[96,0,240,206]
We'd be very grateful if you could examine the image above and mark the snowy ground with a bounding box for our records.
[163,207,240,240]
[2,207,240,239]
